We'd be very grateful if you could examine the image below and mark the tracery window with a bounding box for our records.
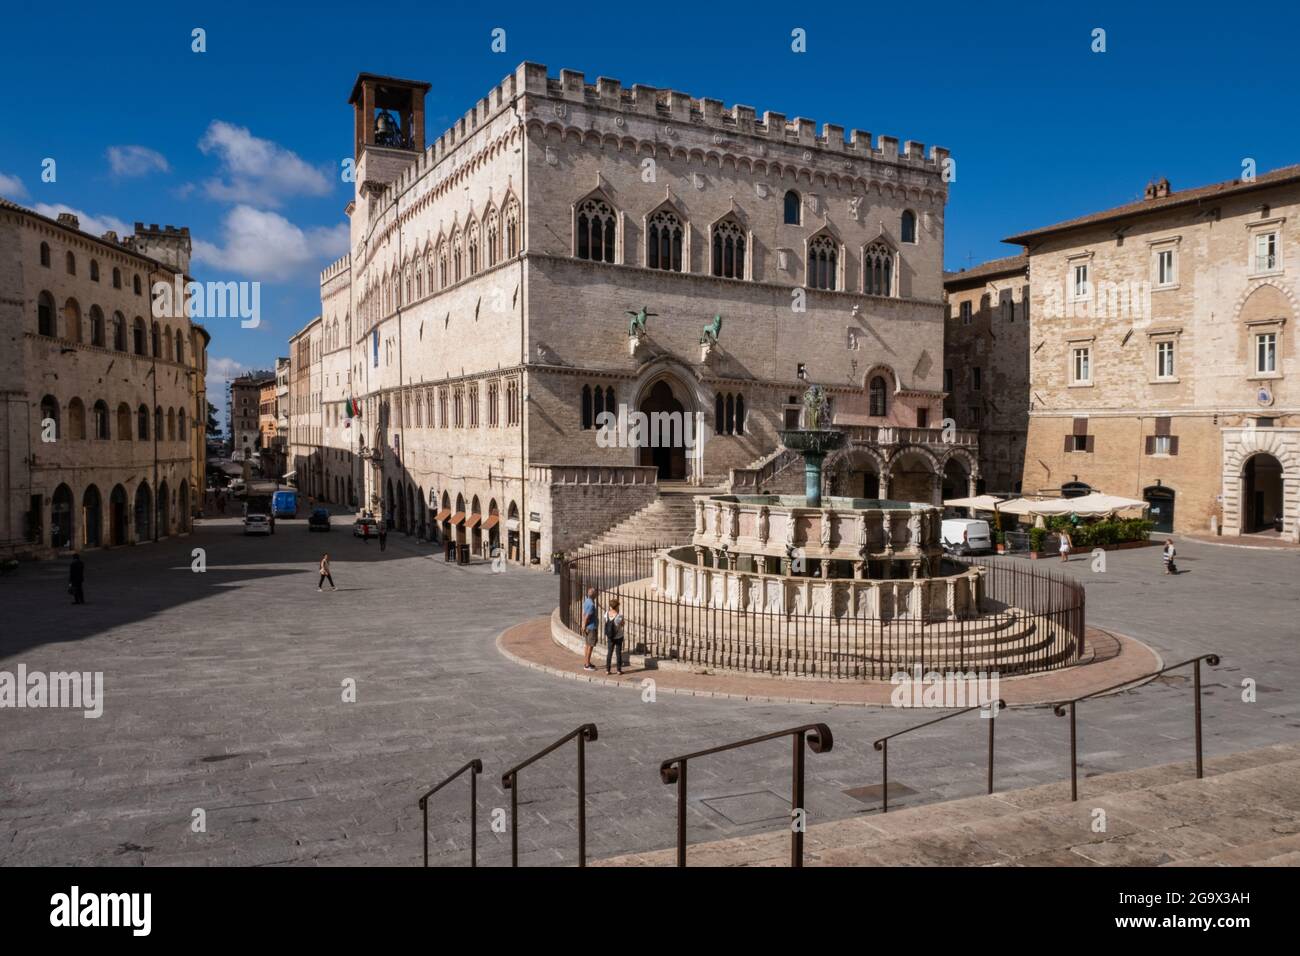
[576,197,617,263]
[863,242,894,297]
[647,209,684,272]
[808,235,838,290]
[711,220,746,279]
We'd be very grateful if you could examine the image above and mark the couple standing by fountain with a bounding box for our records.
[581,587,625,675]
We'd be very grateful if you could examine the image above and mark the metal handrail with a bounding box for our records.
[501,723,598,867]
[417,759,483,867]
[872,700,1007,813]
[1052,654,1221,801]
[659,723,834,867]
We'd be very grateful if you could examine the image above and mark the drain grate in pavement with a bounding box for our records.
[700,790,792,826]
[843,782,918,805]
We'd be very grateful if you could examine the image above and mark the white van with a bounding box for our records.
[941,518,993,555]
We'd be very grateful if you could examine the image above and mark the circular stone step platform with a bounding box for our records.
[496,612,1162,709]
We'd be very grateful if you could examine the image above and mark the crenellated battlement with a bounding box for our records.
[320,252,351,283]
[375,61,950,209]
[519,62,949,170]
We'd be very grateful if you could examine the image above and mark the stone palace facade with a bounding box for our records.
[290,65,978,564]
[0,203,209,558]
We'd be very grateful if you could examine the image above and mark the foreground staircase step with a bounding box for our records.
[593,742,1300,867]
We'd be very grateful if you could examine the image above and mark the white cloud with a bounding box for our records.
[32,203,132,238]
[192,205,348,281]
[106,145,170,178]
[198,121,331,207]
[0,172,26,198]
[205,356,247,418]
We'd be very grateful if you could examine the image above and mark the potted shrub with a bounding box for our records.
[1028,526,1046,559]
[993,529,1006,554]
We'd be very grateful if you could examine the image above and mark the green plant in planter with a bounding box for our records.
[1029,527,1047,553]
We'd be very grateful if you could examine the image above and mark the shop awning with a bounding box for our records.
[449,511,466,525]
[481,515,500,530]
[943,494,1005,511]
[528,520,542,533]
[434,508,450,522]
[282,470,296,480]
[505,517,519,532]
[995,494,1148,517]
[465,513,482,529]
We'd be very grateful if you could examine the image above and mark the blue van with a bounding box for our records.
[272,490,298,519]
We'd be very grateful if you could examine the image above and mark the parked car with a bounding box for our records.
[243,513,272,536]
[228,479,247,496]
[941,518,993,555]
[353,516,379,539]
[309,508,331,532]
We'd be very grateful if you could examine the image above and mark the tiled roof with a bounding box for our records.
[1004,164,1300,244]
[944,253,1027,286]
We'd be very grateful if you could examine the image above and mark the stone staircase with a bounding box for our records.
[576,484,719,554]
[595,742,1300,866]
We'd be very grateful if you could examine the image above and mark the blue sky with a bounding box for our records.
[3,1,1297,423]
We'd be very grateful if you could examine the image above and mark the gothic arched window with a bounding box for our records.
[647,209,684,272]
[901,210,917,244]
[467,220,480,275]
[863,242,894,297]
[869,376,888,417]
[711,220,746,279]
[484,208,499,267]
[784,190,801,225]
[503,197,520,257]
[808,235,838,290]
[576,197,617,263]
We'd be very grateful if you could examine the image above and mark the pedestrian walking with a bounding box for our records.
[318,553,337,591]
[1059,529,1073,563]
[1162,539,1177,575]
[68,553,85,605]
[378,523,388,551]
[581,587,599,671]
[604,597,625,675]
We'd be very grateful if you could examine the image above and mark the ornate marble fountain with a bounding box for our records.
[649,386,984,621]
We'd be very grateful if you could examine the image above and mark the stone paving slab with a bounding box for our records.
[0,523,1296,866]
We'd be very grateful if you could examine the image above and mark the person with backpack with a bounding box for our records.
[604,597,625,675]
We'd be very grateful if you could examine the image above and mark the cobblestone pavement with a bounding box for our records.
[0,519,1296,866]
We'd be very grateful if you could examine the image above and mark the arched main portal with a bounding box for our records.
[637,379,688,480]
[1243,453,1284,533]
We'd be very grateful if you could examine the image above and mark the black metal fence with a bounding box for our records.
[560,545,1086,679]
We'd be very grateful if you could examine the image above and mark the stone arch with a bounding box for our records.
[885,445,942,505]
[1222,427,1300,538]
[826,446,887,499]
[631,362,701,481]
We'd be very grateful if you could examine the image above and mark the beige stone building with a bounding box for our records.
[291,65,976,563]
[1006,167,1300,537]
[943,254,1030,495]
[0,202,209,558]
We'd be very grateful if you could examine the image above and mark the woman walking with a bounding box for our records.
[318,553,336,591]
[1058,529,1073,563]
[604,597,625,675]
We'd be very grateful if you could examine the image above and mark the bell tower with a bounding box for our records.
[348,73,431,160]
